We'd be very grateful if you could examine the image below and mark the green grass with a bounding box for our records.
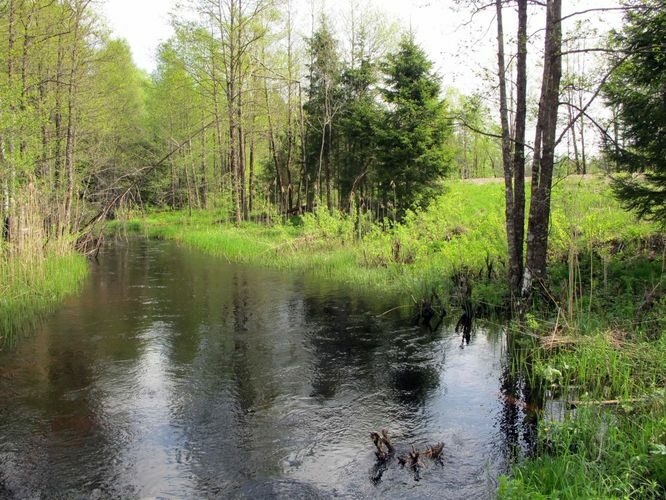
[499,404,666,499]
[0,251,88,346]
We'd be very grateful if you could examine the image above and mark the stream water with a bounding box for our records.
[0,238,535,499]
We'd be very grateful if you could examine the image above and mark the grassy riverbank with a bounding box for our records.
[0,251,88,346]
[117,176,665,498]
[115,177,659,306]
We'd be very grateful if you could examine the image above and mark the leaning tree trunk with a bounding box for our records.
[3,0,17,244]
[64,27,80,234]
[523,0,563,296]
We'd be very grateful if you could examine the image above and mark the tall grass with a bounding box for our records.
[499,401,666,499]
[0,251,88,346]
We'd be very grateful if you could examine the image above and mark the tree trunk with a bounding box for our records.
[238,105,247,220]
[568,90,581,174]
[578,90,587,175]
[4,0,17,243]
[511,0,528,297]
[200,113,209,208]
[286,8,295,213]
[249,134,254,213]
[264,77,284,211]
[64,49,78,232]
[495,0,519,300]
[54,36,64,194]
[225,1,241,224]
[325,93,333,211]
[523,0,563,295]
[297,84,308,212]
[237,0,247,221]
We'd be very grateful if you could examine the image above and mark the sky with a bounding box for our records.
[102,0,178,73]
[102,0,624,96]
[100,0,483,78]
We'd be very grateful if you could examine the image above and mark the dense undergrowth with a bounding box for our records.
[116,176,665,498]
[0,251,88,346]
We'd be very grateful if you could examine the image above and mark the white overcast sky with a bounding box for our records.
[102,0,624,95]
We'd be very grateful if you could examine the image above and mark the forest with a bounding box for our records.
[0,0,665,498]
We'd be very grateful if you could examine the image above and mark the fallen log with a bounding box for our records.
[568,398,644,409]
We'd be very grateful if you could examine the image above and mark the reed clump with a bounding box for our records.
[0,252,88,346]
[0,188,88,346]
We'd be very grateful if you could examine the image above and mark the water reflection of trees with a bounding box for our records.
[301,295,442,410]
[499,333,540,464]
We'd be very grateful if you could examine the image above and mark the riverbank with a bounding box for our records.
[114,178,659,307]
[0,251,88,346]
[115,176,665,497]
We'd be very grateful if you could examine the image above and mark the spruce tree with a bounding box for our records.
[604,0,666,222]
[379,35,451,219]
[337,59,382,210]
[304,19,341,211]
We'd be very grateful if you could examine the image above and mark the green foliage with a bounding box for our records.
[446,90,502,179]
[604,0,666,222]
[0,2,144,347]
[378,36,453,217]
[500,406,666,499]
[337,59,384,207]
[89,40,149,195]
[303,18,341,208]
[145,36,208,208]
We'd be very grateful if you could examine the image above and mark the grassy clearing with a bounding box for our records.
[118,176,665,498]
[0,251,88,346]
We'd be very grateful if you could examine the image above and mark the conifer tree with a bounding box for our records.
[605,0,666,222]
[379,35,451,219]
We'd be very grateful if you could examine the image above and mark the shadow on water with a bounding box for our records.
[0,237,536,498]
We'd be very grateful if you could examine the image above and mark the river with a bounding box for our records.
[0,237,534,498]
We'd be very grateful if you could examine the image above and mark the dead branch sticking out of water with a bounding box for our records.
[370,429,444,466]
[398,445,424,469]
[370,429,395,460]
[413,291,447,332]
[396,442,444,465]
[370,429,444,481]
[424,442,445,460]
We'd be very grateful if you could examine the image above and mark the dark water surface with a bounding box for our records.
[0,238,532,499]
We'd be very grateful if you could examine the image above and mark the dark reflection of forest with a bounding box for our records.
[0,238,533,498]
